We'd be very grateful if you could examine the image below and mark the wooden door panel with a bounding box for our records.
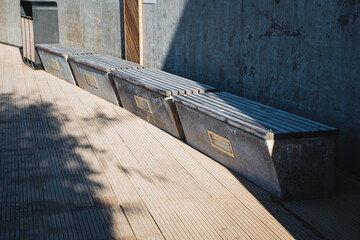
[124,0,143,64]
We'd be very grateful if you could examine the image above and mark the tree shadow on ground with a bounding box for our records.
[0,93,135,239]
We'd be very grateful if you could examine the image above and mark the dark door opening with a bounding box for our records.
[20,0,59,69]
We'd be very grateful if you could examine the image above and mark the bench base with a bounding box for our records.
[69,61,120,106]
[175,103,335,200]
[114,77,184,139]
[37,49,77,85]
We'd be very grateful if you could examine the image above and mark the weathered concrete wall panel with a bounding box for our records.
[57,0,84,47]
[0,0,123,58]
[143,0,360,175]
[58,0,123,57]
[0,0,21,46]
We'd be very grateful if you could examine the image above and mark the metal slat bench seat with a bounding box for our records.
[36,43,95,85]
[68,54,144,105]
[111,68,217,139]
[173,92,338,200]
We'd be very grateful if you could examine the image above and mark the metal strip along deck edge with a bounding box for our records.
[111,68,217,97]
[173,92,338,140]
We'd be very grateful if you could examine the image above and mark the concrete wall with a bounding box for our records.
[0,0,123,58]
[1,0,359,175]
[143,0,360,175]
[0,0,21,46]
[58,0,123,57]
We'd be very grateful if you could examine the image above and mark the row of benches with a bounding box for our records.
[36,43,337,200]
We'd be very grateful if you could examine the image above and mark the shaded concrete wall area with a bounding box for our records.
[0,0,124,58]
[143,0,360,175]
[0,0,359,175]
[0,0,22,46]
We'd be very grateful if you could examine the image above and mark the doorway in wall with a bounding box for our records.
[20,0,59,69]
[123,0,143,64]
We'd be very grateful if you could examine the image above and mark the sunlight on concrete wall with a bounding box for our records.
[143,0,360,175]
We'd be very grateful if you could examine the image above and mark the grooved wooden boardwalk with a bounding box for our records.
[1,43,359,240]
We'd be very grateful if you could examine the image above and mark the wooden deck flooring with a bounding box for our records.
[1,43,360,239]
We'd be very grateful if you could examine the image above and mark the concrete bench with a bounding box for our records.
[173,92,338,200]
[68,54,144,105]
[111,68,217,139]
[36,43,95,85]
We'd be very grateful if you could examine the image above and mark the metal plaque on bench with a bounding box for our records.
[68,54,144,105]
[36,43,95,85]
[173,92,338,200]
[111,68,217,139]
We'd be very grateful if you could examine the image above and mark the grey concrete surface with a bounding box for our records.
[58,0,123,58]
[143,0,360,175]
[1,0,123,58]
[0,0,21,46]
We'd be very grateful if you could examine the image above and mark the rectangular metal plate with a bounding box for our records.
[208,130,235,158]
[134,95,151,113]
[85,74,99,88]
[143,0,156,4]
[50,60,60,71]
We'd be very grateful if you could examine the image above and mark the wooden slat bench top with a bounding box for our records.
[36,43,95,57]
[173,92,338,140]
[69,54,144,72]
[111,68,217,97]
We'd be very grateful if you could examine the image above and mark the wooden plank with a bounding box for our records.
[124,0,143,64]
[139,0,143,65]
[93,101,247,239]
[48,72,165,240]
[29,19,35,62]
[142,123,303,239]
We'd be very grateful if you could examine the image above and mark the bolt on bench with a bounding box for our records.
[36,44,95,85]
[173,92,338,200]
[68,54,144,105]
[111,68,217,139]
